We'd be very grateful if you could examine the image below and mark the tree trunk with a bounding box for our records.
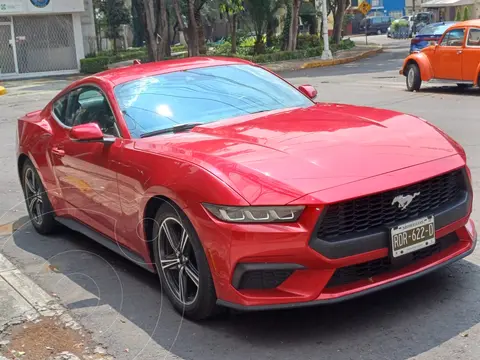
[187,0,199,56]
[155,0,169,60]
[266,18,274,48]
[113,37,118,54]
[195,8,206,54]
[142,0,158,61]
[172,0,189,46]
[332,0,349,44]
[231,13,237,54]
[288,0,301,51]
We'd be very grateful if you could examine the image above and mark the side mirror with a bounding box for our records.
[70,123,113,144]
[298,84,318,100]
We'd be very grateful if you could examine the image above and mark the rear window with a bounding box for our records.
[419,23,452,35]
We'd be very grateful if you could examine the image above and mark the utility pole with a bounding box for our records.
[316,0,332,60]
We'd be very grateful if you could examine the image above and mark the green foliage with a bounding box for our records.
[463,6,470,20]
[455,8,462,21]
[80,49,147,74]
[296,34,322,50]
[391,19,409,32]
[80,56,110,74]
[97,0,130,48]
[219,0,244,15]
[171,44,187,53]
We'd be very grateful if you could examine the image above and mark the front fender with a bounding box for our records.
[400,53,434,82]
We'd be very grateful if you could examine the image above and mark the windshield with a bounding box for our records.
[419,23,453,35]
[114,64,314,138]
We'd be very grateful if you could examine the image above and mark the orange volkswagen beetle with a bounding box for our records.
[400,20,480,91]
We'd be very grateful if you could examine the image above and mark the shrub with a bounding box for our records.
[463,6,470,20]
[80,56,110,74]
[296,34,322,50]
[171,44,187,53]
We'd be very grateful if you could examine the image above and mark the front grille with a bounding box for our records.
[317,169,466,240]
[237,270,293,290]
[325,232,459,288]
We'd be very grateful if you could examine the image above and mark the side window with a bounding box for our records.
[440,29,465,47]
[467,28,480,46]
[65,87,120,137]
[52,96,68,124]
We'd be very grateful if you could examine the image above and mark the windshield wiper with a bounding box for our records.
[140,122,203,138]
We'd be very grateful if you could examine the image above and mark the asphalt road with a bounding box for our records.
[1,36,480,360]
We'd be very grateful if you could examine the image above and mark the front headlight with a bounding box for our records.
[203,204,305,223]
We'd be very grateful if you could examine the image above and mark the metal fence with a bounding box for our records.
[0,15,77,76]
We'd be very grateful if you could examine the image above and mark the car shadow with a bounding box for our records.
[418,85,480,96]
[4,216,480,360]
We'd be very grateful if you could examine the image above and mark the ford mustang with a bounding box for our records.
[17,57,476,320]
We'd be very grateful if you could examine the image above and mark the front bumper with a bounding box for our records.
[218,220,476,311]
[190,160,475,310]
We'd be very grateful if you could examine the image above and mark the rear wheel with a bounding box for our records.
[152,203,218,320]
[21,159,57,234]
[406,63,422,92]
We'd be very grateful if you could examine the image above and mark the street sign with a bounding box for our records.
[358,1,371,16]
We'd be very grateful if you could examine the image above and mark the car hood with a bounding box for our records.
[135,103,458,205]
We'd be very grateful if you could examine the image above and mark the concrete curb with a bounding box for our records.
[301,46,383,69]
[0,86,6,96]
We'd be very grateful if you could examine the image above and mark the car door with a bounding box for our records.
[49,85,124,241]
[462,27,480,82]
[433,28,465,80]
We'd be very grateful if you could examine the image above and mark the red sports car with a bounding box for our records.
[17,57,476,320]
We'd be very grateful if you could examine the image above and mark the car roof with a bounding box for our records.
[449,19,480,28]
[89,56,253,86]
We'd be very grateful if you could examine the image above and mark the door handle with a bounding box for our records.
[52,147,65,157]
[457,50,463,54]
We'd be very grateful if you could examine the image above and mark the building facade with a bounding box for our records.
[0,0,96,79]
[420,0,480,21]
[353,0,406,18]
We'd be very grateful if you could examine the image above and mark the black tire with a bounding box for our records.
[21,159,57,235]
[406,63,422,91]
[152,202,218,320]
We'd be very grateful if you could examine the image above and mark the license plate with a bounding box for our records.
[390,216,435,258]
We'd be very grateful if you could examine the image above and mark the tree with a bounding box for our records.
[463,6,470,20]
[132,0,146,47]
[455,7,462,21]
[331,0,350,44]
[244,0,270,54]
[140,0,170,61]
[98,0,131,53]
[287,0,301,51]
[281,1,292,50]
[220,0,243,54]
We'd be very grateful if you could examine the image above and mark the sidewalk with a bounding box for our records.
[265,44,383,72]
[0,252,113,360]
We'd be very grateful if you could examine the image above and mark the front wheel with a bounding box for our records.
[152,203,218,320]
[406,63,422,91]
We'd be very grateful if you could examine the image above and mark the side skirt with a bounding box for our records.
[55,217,155,273]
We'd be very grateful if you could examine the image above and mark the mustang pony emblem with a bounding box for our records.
[392,192,420,210]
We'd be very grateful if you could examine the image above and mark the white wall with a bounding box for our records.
[0,0,85,15]
[80,0,96,55]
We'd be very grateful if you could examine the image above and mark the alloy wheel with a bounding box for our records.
[24,167,44,226]
[158,217,200,305]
